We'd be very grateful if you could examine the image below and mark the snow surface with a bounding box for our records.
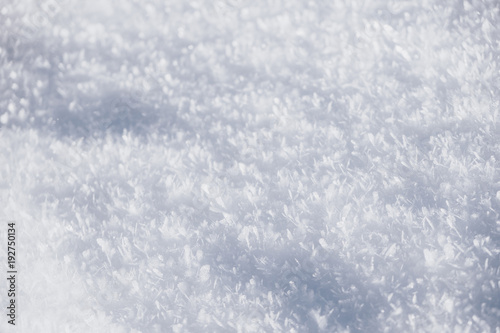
[1,0,500,332]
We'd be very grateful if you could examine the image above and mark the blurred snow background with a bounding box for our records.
[1,0,500,332]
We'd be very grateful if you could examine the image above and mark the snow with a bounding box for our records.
[1,0,500,332]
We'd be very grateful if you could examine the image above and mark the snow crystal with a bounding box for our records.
[1,0,500,332]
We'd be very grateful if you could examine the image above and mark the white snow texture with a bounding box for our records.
[1,0,500,332]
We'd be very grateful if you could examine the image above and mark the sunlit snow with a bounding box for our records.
[1,0,500,332]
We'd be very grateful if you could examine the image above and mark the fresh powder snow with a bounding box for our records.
[0,0,499,332]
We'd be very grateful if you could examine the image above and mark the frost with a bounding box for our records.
[1,0,500,332]
[199,265,211,282]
